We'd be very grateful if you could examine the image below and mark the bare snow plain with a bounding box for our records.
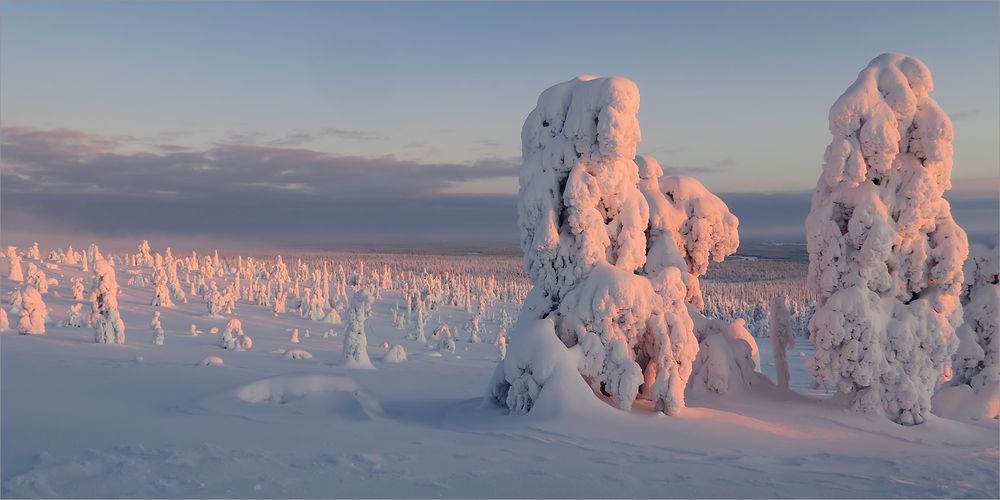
[1,256,997,499]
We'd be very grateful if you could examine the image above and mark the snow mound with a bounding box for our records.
[932,383,1000,421]
[234,374,384,419]
[383,344,407,363]
[284,349,313,360]
[199,356,224,367]
[486,318,607,418]
[688,313,760,396]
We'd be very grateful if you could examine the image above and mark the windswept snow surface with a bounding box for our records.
[1,255,997,498]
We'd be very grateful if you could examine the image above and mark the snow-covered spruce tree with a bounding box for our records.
[934,242,1000,420]
[307,287,327,321]
[63,303,85,328]
[25,263,48,294]
[7,289,23,315]
[150,310,162,331]
[17,286,46,335]
[91,259,126,344]
[27,242,40,260]
[487,76,699,415]
[953,243,999,390]
[635,154,756,399]
[0,308,9,333]
[805,53,968,425]
[7,251,24,282]
[136,240,153,267]
[166,260,186,303]
[71,278,86,301]
[497,335,507,361]
[150,266,174,308]
[221,318,244,350]
[468,315,483,343]
[342,288,375,369]
[204,282,225,318]
[768,294,796,389]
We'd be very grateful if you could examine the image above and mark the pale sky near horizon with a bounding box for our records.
[1,1,998,248]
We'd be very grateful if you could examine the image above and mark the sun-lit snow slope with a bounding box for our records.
[1,256,996,498]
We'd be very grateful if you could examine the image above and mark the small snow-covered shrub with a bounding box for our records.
[285,348,313,360]
[25,263,48,294]
[768,294,796,389]
[384,344,407,363]
[688,315,759,396]
[199,356,224,367]
[71,278,85,301]
[64,303,84,328]
[486,318,604,417]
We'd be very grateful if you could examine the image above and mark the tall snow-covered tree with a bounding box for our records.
[805,53,968,425]
[7,251,24,282]
[951,243,999,392]
[150,266,174,308]
[91,259,126,344]
[25,263,48,294]
[136,240,153,267]
[342,288,375,369]
[489,76,699,415]
[17,286,46,335]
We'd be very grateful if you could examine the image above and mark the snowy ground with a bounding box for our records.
[2,257,997,498]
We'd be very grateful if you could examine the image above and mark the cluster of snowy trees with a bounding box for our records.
[487,53,998,425]
[3,242,128,345]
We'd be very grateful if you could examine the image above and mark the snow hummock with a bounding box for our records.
[383,344,407,363]
[284,348,313,360]
[234,374,384,419]
[486,318,608,418]
[199,356,224,367]
[688,314,760,396]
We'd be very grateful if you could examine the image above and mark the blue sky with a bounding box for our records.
[1,1,997,249]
